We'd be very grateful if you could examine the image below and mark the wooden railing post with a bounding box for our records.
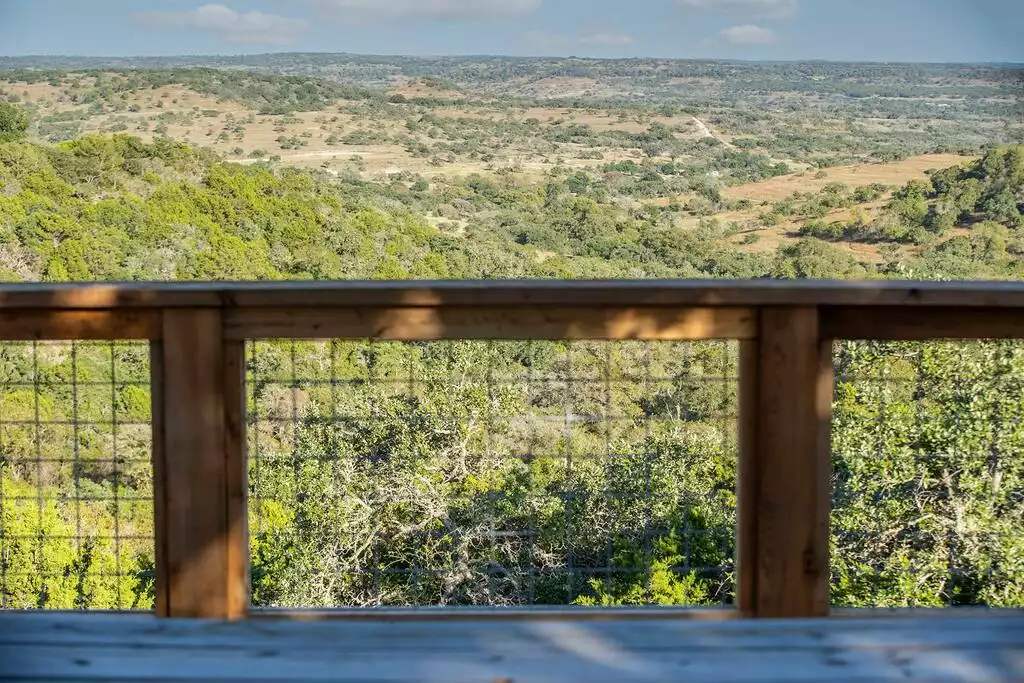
[151,309,248,618]
[738,306,832,617]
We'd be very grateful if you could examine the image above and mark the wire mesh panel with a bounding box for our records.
[832,340,1024,608]
[247,339,738,608]
[0,341,154,610]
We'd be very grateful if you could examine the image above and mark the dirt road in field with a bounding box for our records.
[692,116,734,148]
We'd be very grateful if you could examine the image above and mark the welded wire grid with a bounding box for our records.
[0,341,154,610]
[247,339,738,608]
[832,340,1024,608]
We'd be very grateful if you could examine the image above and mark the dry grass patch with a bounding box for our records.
[722,154,975,202]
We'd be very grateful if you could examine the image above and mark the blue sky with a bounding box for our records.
[1,0,1021,62]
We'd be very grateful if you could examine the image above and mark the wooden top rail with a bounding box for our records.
[2,280,1024,342]
[3,279,1024,309]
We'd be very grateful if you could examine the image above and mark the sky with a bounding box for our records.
[0,0,1021,63]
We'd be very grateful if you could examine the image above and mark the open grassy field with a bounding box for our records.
[6,76,725,179]
[721,154,975,203]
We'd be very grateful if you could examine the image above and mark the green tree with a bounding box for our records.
[0,102,30,142]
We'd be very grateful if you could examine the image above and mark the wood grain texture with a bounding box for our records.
[250,607,739,621]
[158,310,244,619]
[4,643,1021,682]
[4,611,1023,647]
[822,306,1024,340]
[222,340,249,618]
[750,308,832,618]
[5,280,1024,310]
[149,341,168,618]
[5,302,1022,343]
[737,340,759,617]
[0,309,159,339]
[1,613,1021,682]
[224,306,756,341]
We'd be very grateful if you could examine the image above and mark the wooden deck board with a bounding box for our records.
[0,613,1021,682]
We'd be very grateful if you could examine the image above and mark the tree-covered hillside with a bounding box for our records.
[0,122,1021,283]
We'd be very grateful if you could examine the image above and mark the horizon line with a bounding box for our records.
[1,52,1022,68]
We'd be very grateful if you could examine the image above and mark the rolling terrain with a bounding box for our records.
[2,56,1019,270]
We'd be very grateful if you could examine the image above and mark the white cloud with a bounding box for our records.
[310,0,541,23]
[579,32,634,46]
[133,4,309,45]
[680,0,797,19]
[719,24,778,44]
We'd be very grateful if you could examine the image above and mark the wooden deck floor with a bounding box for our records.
[0,612,1022,682]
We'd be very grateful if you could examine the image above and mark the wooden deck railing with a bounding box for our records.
[3,279,1024,620]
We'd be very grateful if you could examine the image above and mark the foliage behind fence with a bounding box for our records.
[0,341,153,609]
[832,340,1024,608]
[0,335,1021,610]
[247,339,738,608]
